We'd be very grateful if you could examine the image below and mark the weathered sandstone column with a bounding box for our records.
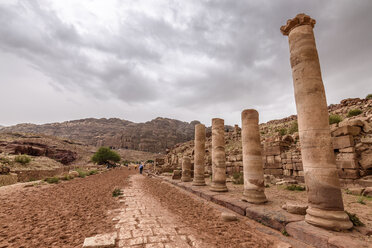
[241,109,267,204]
[210,118,228,192]
[193,124,206,186]
[181,155,192,182]
[281,13,352,230]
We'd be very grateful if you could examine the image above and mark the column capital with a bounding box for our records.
[280,13,316,36]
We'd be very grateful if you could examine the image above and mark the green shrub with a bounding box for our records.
[232,172,244,185]
[0,157,12,165]
[347,109,362,117]
[45,177,59,184]
[366,94,372,100]
[277,128,287,136]
[146,159,154,163]
[91,147,121,165]
[14,155,31,165]
[329,114,343,124]
[288,121,298,134]
[112,188,123,197]
[346,211,364,226]
[88,170,98,175]
[281,229,289,236]
[357,196,366,205]
[61,174,73,181]
[286,185,306,191]
[76,169,87,178]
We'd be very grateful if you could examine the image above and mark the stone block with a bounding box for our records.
[221,212,237,222]
[283,169,292,176]
[286,221,332,248]
[212,194,249,216]
[338,169,359,179]
[264,145,281,156]
[331,125,361,137]
[332,135,354,150]
[339,147,355,153]
[171,170,181,180]
[282,202,308,215]
[274,155,282,163]
[264,169,283,175]
[328,236,370,248]
[347,187,364,195]
[339,119,364,127]
[285,163,294,170]
[264,163,282,169]
[360,151,372,170]
[245,204,304,231]
[335,153,358,169]
[83,232,117,248]
[267,155,275,164]
[294,163,303,171]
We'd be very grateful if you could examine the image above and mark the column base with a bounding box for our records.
[192,179,206,186]
[305,207,353,231]
[210,182,228,192]
[242,190,267,204]
[181,177,192,182]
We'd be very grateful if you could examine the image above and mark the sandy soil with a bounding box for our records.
[142,176,276,248]
[0,167,134,248]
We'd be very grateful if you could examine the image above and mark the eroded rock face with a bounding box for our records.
[0,117,199,153]
[0,141,77,165]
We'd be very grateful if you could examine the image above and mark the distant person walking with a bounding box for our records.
[139,164,144,174]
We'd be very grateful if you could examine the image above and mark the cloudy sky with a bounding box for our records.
[0,0,371,127]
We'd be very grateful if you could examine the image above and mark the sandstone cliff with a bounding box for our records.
[0,117,200,153]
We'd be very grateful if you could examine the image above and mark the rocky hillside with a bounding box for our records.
[0,117,200,153]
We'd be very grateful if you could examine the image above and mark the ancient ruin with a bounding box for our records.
[193,124,207,186]
[181,155,192,182]
[241,109,267,204]
[281,13,353,230]
[210,118,228,192]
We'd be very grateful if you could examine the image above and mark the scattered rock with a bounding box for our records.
[83,232,117,248]
[221,212,237,222]
[282,203,308,215]
[69,171,80,178]
[363,187,372,197]
[171,170,182,180]
[276,179,298,185]
[0,166,10,175]
[347,187,365,195]
[275,242,292,248]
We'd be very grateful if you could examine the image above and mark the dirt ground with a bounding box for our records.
[142,176,277,248]
[0,167,134,248]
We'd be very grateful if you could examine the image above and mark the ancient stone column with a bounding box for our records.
[181,155,192,182]
[281,13,352,230]
[193,124,206,186]
[241,109,267,204]
[210,118,228,192]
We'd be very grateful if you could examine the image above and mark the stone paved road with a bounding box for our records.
[113,175,207,248]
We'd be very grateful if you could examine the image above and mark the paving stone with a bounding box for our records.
[83,232,117,248]
[113,175,195,248]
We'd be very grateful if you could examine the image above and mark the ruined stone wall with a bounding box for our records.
[162,98,372,184]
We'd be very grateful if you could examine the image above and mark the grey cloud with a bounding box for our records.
[0,0,371,125]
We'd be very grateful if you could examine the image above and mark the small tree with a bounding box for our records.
[366,94,372,100]
[92,147,120,165]
[347,109,362,117]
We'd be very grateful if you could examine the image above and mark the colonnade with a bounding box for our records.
[178,13,352,231]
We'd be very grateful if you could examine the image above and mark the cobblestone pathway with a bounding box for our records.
[113,175,207,248]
